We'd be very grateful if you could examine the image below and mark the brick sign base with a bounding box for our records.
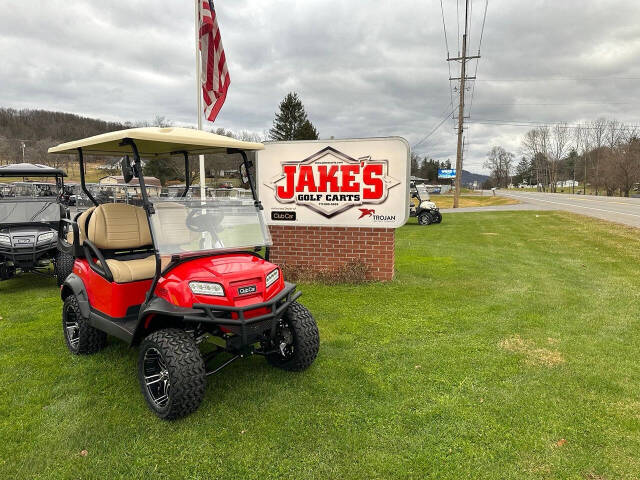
[268,226,395,282]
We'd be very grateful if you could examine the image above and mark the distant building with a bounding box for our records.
[218,169,239,177]
[98,175,162,197]
[556,180,579,188]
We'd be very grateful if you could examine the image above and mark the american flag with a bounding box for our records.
[199,0,230,122]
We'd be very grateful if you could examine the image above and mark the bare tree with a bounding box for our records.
[484,146,515,188]
[152,115,172,128]
[574,124,586,191]
[590,118,607,195]
[522,127,547,191]
[608,126,640,197]
[548,123,570,192]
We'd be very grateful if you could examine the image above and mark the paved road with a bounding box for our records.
[497,191,640,228]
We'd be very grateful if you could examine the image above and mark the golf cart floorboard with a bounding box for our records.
[89,308,138,343]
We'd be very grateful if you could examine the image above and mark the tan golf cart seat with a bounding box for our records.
[86,203,156,283]
[66,206,96,244]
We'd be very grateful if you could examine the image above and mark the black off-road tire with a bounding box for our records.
[62,295,107,354]
[55,251,75,287]
[433,211,443,224]
[138,329,206,420]
[418,211,432,225]
[267,302,319,372]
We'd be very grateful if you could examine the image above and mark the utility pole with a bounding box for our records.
[448,0,479,208]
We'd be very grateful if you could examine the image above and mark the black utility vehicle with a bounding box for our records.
[0,163,67,281]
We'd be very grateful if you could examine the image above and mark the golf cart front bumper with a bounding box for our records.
[0,241,57,270]
[141,282,301,346]
[190,282,301,345]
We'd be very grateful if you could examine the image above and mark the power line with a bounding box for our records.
[413,104,455,149]
[473,76,640,82]
[471,101,640,106]
[477,0,488,54]
[439,0,451,57]
[467,0,488,118]
[468,119,640,129]
[439,0,457,133]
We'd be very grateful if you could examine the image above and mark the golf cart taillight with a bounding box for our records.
[189,281,225,297]
[265,268,279,287]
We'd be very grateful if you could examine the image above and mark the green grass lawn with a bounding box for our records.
[2,212,640,479]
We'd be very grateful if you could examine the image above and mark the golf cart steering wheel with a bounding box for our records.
[185,208,223,232]
[185,208,225,248]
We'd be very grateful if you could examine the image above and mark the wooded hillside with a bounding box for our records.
[0,108,258,184]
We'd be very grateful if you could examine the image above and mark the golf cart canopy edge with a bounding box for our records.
[47,127,264,157]
[0,163,66,177]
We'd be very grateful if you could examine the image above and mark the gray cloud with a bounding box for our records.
[1,0,639,173]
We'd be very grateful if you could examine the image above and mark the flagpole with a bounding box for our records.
[195,0,206,199]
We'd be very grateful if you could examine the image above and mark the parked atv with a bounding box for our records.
[49,128,320,420]
[409,182,442,225]
[0,163,67,281]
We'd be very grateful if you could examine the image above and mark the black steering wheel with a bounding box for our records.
[185,208,223,231]
[185,209,224,246]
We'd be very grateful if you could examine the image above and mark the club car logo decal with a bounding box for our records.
[265,146,401,218]
[237,285,257,296]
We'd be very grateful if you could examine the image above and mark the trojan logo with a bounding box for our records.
[358,208,375,219]
[266,146,400,218]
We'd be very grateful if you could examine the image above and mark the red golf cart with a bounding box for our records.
[49,128,319,420]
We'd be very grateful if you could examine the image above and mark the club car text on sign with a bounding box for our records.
[256,138,410,228]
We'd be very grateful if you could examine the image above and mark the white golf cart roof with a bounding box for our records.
[47,127,264,157]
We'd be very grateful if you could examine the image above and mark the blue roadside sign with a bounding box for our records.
[438,169,456,179]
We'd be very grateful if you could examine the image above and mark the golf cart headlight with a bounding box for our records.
[189,281,225,297]
[37,232,56,244]
[265,268,280,287]
[0,234,10,246]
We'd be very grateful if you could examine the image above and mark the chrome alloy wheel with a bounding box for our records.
[64,306,80,350]
[142,348,171,408]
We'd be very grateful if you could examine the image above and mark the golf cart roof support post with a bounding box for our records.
[119,137,162,306]
[172,150,190,198]
[227,148,261,210]
[77,148,99,206]
[119,138,154,215]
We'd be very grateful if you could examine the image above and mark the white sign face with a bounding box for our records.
[256,137,410,228]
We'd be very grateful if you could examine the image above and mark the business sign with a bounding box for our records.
[438,169,456,179]
[256,138,410,228]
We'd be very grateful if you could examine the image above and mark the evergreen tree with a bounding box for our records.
[268,92,319,141]
[296,119,319,140]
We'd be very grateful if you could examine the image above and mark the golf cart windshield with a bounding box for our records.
[149,199,272,255]
[0,200,60,224]
[416,184,430,200]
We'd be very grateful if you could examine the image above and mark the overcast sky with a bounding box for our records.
[1,1,640,173]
